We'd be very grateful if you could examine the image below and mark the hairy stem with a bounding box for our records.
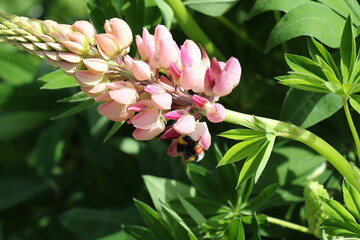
[224,109,360,192]
[163,0,225,60]
[266,216,313,235]
[343,97,360,160]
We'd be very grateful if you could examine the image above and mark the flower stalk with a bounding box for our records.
[224,109,360,192]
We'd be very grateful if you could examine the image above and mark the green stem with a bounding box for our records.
[343,97,360,160]
[224,109,360,192]
[163,0,225,60]
[266,216,313,235]
[216,16,262,52]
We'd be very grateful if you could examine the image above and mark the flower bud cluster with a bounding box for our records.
[0,13,242,159]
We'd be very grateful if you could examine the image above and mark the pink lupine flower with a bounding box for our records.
[108,82,138,105]
[104,18,133,50]
[83,58,108,73]
[145,85,172,110]
[75,70,103,86]
[131,107,161,129]
[163,109,186,120]
[205,103,226,123]
[98,101,134,122]
[133,121,165,141]
[81,83,107,98]
[95,33,119,59]
[131,60,151,80]
[72,20,96,40]
[188,122,211,150]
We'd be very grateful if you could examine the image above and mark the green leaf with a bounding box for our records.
[153,0,173,29]
[319,0,360,25]
[97,230,136,240]
[237,139,275,187]
[280,89,343,128]
[87,1,107,32]
[285,54,326,79]
[340,16,356,83]
[221,217,245,240]
[236,177,254,208]
[160,204,198,240]
[343,180,360,222]
[183,0,238,17]
[218,129,266,141]
[142,175,195,211]
[0,111,51,140]
[248,0,310,19]
[51,100,95,120]
[61,207,140,237]
[254,134,275,183]
[307,37,341,80]
[179,197,206,225]
[243,183,279,211]
[39,69,79,89]
[316,56,341,84]
[122,0,145,35]
[123,225,156,240]
[276,74,330,93]
[266,2,346,51]
[350,94,360,114]
[100,0,121,19]
[217,138,266,166]
[345,0,360,24]
[241,214,267,225]
[133,199,172,240]
[58,92,91,103]
[103,121,125,142]
[0,177,48,211]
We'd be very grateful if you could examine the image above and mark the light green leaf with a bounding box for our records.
[142,175,195,211]
[343,181,360,222]
[58,92,91,103]
[340,16,356,83]
[320,197,358,225]
[218,138,266,166]
[307,37,341,80]
[183,0,238,17]
[316,56,341,84]
[97,230,136,240]
[0,111,51,140]
[280,89,343,128]
[319,0,360,25]
[243,183,279,211]
[39,69,79,89]
[285,54,326,79]
[277,74,330,93]
[350,94,360,114]
[218,129,266,141]
[0,177,48,211]
[254,134,276,183]
[221,217,245,240]
[345,0,360,24]
[266,2,346,51]
[248,0,310,19]
[103,121,125,143]
[133,199,172,240]
[179,197,206,225]
[153,0,173,28]
[237,139,274,187]
[51,100,95,120]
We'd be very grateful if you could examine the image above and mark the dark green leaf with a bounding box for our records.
[241,214,267,225]
[58,92,91,103]
[60,207,141,237]
[0,177,48,211]
[221,217,245,240]
[51,100,95,120]
[340,16,356,83]
[122,0,145,35]
[0,111,51,140]
[87,1,107,32]
[350,94,360,114]
[142,175,195,211]
[266,2,346,51]
[160,204,198,240]
[183,0,238,17]
[280,89,343,128]
[153,0,173,28]
[39,69,79,89]
[248,0,310,19]
[218,129,266,141]
[236,177,254,208]
[179,197,206,225]
[217,138,266,166]
[100,0,121,19]
[123,225,156,240]
[343,180,360,222]
[133,199,172,240]
[103,121,125,143]
[244,183,279,211]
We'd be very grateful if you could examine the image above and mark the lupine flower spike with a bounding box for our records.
[0,13,241,163]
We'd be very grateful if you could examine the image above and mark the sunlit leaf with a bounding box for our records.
[183,0,238,17]
[248,0,309,19]
[340,16,356,83]
[343,180,360,222]
[218,129,266,141]
[39,69,79,89]
[153,0,173,28]
[350,94,360,114]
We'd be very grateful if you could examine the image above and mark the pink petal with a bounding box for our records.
[58,52,82,63]
[188,122,211,150]
[81,83,107,98]
[159,39,179,68]
[132,121,165,141]
[98,101,133,121]
[192,95,209,108]
[174,115,196,134]
[109,87,137,104]
[94,34,118,58]
[132,60,151,80]
[151,92,172,110]
[154,25,173,46]
[180,46,193,68]
[204,68,215,95]
[61,40,85,55]
[105,18,133,49]
[131,108,160,129]
[213,71,233,97]
[224,57,242,88]
[83,58,109,73]
[72,20,96,39]
[75,70,103,86]
[144,85,164,95]
[206,103,226,123]
[183,40,201,65]
[163,109,186,120]
[167,139,180,157]
[135,35,147,60]
[159,126,182,140]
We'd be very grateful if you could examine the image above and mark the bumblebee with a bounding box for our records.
[177,135,205,163]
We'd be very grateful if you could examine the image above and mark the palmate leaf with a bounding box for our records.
[183,0,239,17]
[343,181,360,222]
[340,16,356,83]
[221,217,245,240]
[266,2,346,51]
[178,197,206,225]
[243,183,279,211]
[248,0,310,19]
[39,69,79,89]
[218,129,266,141]
[276,73,329,93]
[319,0,360,25]
[285,54,326,79]
[350,94,360,114]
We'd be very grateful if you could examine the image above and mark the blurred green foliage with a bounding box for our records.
[0,0,358,239]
